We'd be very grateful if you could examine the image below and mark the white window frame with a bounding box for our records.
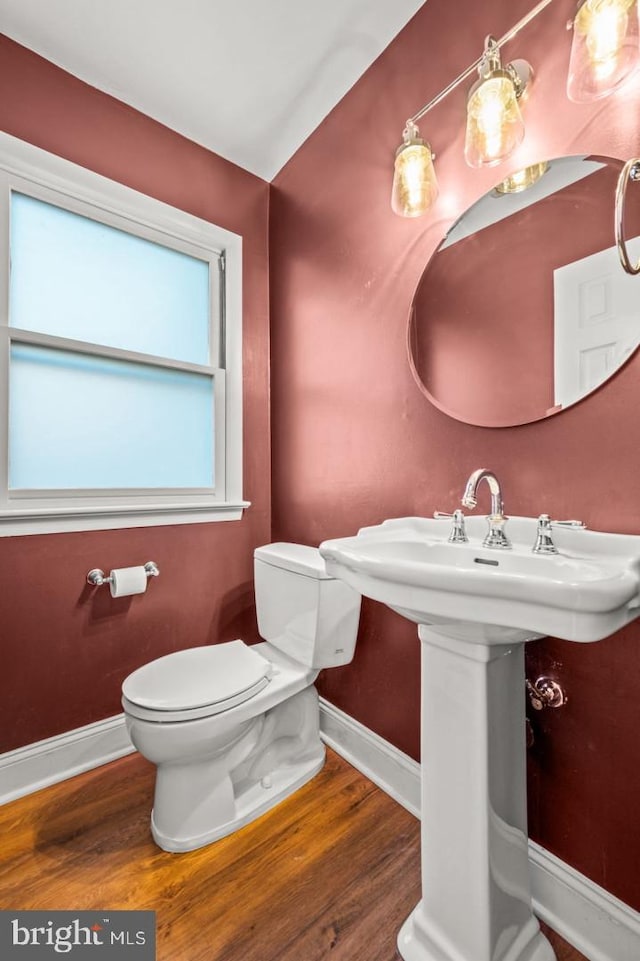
[0,133,248,536]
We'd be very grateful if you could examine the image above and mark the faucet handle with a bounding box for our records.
[532,514,587,555]
[433,509,468,543]
[533,514,557,554]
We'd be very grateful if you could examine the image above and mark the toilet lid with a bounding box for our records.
[122,640,272,713]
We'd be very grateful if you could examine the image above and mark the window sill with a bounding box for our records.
[0,501,251,537]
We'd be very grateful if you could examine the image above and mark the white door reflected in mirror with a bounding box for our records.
[553,236,640,409]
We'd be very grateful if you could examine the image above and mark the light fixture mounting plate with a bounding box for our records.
[508,58,534,98]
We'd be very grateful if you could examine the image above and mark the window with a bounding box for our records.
[0,133,246,535]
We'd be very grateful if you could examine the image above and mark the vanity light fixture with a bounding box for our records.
[391,0,553,217]
[464,36,532,168]
[567,0,640,102]
[494,160,549,194]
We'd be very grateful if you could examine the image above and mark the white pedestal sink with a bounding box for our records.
[319,515,640,961]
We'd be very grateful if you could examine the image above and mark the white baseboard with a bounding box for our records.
[0,714,134,805]
[319,697,421,817]
[319,697,640,961]
[528,841,640,961]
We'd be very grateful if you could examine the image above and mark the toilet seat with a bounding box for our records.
[122,640,273,723]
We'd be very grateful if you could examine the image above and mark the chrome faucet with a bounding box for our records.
[461,468,511,549]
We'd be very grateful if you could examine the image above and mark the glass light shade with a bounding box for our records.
[494,161,549,194]
[567,0,640,102]
[464,72,525,168]
[391,140,439,217]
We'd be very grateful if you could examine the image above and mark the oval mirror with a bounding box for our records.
[409,155,640,427]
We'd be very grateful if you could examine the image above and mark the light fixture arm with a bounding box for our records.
[409,0,553,125]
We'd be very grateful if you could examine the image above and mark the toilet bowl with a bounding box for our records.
[122,543,361,852]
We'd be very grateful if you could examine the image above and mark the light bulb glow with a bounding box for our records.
[391,136,438,218]
[464,74,524,168]
[494,161,549,195]
[568,0,640,101]
[581,0,634,76]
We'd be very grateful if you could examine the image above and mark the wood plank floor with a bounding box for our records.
[0,749,587,961]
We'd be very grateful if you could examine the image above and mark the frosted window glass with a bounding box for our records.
[10,193,210,365]
[9,345,214,489]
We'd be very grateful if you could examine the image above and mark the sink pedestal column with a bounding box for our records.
[397,625,555,961]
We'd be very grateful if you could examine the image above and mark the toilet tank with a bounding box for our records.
[254,543,361,669]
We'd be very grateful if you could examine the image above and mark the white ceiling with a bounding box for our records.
[0,0,426,181]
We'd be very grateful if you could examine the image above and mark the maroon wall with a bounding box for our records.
[270,0,640,910]
[0,36,271,752]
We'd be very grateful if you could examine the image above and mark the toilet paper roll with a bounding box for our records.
[109,566,148,598]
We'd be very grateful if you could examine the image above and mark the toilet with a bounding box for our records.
[121,543,361,852]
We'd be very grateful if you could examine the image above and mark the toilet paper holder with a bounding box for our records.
[87,561,160,587]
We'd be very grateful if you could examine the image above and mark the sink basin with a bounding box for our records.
[320,515,640,643]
